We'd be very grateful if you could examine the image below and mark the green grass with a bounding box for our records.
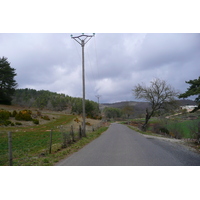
[7,127,108,166]
[126,116,200,139]
[165,119,200,138]
[0,115,75,166]
[127,125,162,137]
[0,114,108,166]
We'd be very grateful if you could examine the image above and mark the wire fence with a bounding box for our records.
[0,121,105,166]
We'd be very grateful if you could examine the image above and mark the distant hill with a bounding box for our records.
[100,99,197,118]
[11,88,100,118]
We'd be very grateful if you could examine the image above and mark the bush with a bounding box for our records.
[41,115,50,120]
[74,117,80,123]
[15,122,22,126]
[3,120,12,126]
[32,119,39,125]
[15,110,32,121]
[86,122,91,126]
[0,109,10,120]
[159,127,169,134]
[12,110,18,117]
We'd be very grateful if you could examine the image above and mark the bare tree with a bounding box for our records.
[132,78,179,131]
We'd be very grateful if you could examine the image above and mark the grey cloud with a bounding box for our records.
[0,33,199,103]
[136,33,200,71]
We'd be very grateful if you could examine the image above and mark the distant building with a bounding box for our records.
[180,105,198,112]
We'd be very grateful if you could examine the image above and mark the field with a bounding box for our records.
[126,111,200,139]
[0,105,106,166]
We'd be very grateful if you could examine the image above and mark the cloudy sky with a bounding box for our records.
[0,33,199,103]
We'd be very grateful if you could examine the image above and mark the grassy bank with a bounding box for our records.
[0,112,108,166]
[124,112,200,139]
[23,127,108,166]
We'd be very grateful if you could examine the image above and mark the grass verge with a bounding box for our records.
[0,115,76,166]
[39,126,108,166]
[0,126,108,166]
[127,125,162,137]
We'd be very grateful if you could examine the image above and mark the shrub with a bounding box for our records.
[32,119,39,125]
[0,109,10,120]
[15,122,22,126]
[3,120,12,126]
[15,110,32,121]
[86,122,91,126]
[74,117,80,123]
[41,115,50,120]
[37,111,42,116]
[159,127,169,134]
[12,110,18,117]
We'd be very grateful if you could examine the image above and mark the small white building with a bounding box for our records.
[180,105,198,112]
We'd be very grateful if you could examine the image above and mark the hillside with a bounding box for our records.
[8,88,198,119]
[100,99,197,118]
[11,88,100,118]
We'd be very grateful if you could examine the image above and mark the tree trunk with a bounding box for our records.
[142,108,153,131]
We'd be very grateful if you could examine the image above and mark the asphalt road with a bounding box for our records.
[56,123,200,166]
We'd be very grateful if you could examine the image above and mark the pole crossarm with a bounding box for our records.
[71,33,95,46]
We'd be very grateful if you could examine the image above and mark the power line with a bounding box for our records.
[93,36,100,81]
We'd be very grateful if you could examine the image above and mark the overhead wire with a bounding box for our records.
[93,36,100,82]
[85,43,97,100]
[93,36,102,102]
[72,38,82,97]
[72,39,82,62]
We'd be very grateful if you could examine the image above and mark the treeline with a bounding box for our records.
[103,107,123,119]
[12,89,100,118]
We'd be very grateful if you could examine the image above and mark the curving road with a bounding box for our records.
[56,123,200,166]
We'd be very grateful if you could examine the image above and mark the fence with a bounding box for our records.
[0,121,104,166]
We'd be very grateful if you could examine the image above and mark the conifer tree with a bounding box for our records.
[0,57,17,104]
[179,76,200,112]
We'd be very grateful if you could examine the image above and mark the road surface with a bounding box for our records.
[56,123,200,166]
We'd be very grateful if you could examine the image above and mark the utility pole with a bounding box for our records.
[95,95,101,106]
[96,95,101,113]
[71,33,95,137]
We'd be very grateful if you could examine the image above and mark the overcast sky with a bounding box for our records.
[0,33,199,103]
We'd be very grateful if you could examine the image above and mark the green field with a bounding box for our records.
[165,119,200,138]
[0,112,108,166]
[0,114,76,166]
[126,113,200,139]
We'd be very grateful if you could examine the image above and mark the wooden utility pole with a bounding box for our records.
[71,33,95,137]
[8,132,12,166]
[96,95,101,105]
[95,95,101,111]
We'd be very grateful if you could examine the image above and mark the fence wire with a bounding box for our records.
[0,121,104,166]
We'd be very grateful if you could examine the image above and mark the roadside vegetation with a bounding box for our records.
[125,111,200,139]
[0,106,108,166]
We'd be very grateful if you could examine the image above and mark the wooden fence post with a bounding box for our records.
[62,132,67,148]
[8,132,12,166]
[79,125,82,139]
[49,130,53,154]
[71,125,75,142]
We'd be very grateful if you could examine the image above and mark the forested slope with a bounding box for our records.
[12,89,100,118]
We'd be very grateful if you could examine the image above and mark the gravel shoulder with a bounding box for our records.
[142,133,200,154]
